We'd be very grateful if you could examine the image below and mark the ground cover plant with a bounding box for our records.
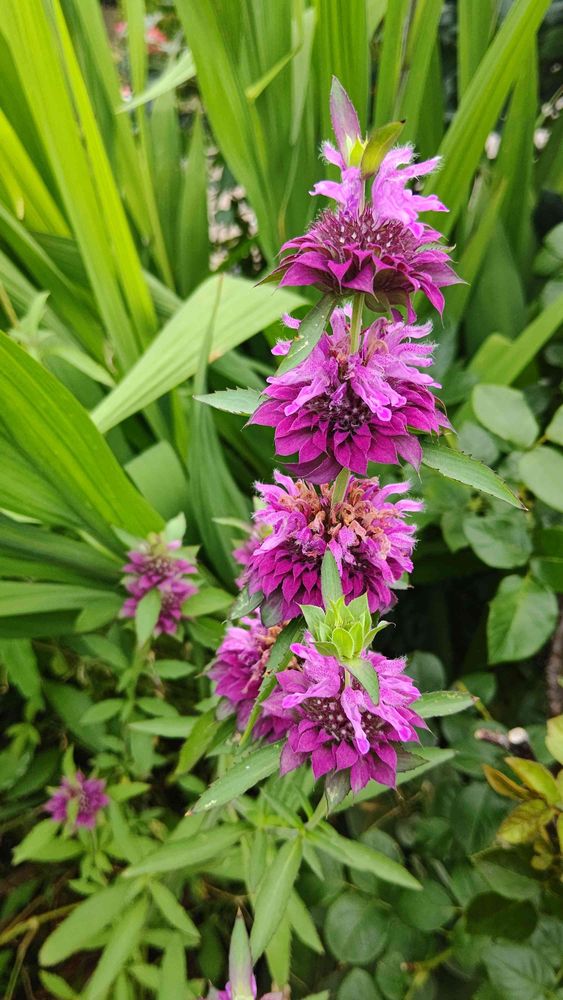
[0,1,562,998]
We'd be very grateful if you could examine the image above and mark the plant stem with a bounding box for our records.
[306,796,328,830]
[0,904,76,947]
[349,293,364,353]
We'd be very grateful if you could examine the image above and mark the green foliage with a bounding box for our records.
[0,1,562,997]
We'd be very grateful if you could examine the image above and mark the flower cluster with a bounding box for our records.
[210,612,292,741]
[252,307,448,480]
[120,532,197,637]
[265,638,424,791]
[44,772,108,830]
[244,472,421,622]
[205,79,456,792]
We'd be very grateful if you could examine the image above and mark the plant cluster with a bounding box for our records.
[0,2,562,999]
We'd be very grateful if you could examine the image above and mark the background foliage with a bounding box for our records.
[0,0,562,997]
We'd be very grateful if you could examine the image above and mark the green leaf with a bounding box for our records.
[361,120,405,175]
[396,878,455,931]
[474,850,541,903]
[466,893,537,942]
[545,404,563,446]
[0,333,161,547]
[149,881,200,942]
[463,513,533,569]
[40,883,135,966]
[311,827,421,890]
[182,588,233,618]
[275,294,336,375]
[158,933,188,1000]
[251,838,303,959]
[484,944,556,1000]
[320,549,344,606]
[415,690,475,718]
[123,824,245,878]
[546,715,563,766]
[193,742,282,813]
[92,276,303,432]
[84,898,147,1000]
[80,699,123,726]
[345,657,380,706]
[13,818,57,865]
[531,556,563,593]
[287,892,324,955]
[128,717,195,738]
[519,446,563,513]
[135,588,162,647]
[324,892,387,965]
[422,442,524,509]
[195,388,262,416]
[175,711,220,776]
[505,757,560,805]
[38,972,78,1000]
[487,575,558,664]
[473,385,539,448]
[118,50,196,112]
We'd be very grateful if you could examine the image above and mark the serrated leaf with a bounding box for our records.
[40,883,134,965]
[250,838,303,959]
[149,881,200,942]
[311,827,421,890]
[193,742,282,813]
[123,824,245,877]
[415,690,475,718]
[195,387,262,415]
[83,898,147,999]
[422,442,525,508]
[276,294,336,375]
[229,586,263,620]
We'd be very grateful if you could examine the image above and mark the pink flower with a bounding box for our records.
[251,307,448,480]
[120,534,197,637]
[44,772,109,829]
[268,80,459,318]
[246,473,421,623]
[265,639,424,792]
[210,613,292,741]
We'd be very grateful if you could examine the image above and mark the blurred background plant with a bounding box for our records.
[0,0,562,998]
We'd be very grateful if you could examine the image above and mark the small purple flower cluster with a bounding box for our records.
[45,772,108,830]
[210,80,457,793]
[120,533,197,637]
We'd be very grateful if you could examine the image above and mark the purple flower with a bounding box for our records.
[44,772,109,829]
[251,307,448,480]
[210,613,293,741]
[246,473,421,623]
[268,81,458,318]
[271,208,457,320]
[264,640,424,792]
[120,533,197,637]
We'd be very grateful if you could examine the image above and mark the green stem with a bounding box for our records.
[306,796,328,830]
[349,293,365,353]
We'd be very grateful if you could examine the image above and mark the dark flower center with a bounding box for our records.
[311,208,417,262]
[309,389,372,432]
[304,695,384,743]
